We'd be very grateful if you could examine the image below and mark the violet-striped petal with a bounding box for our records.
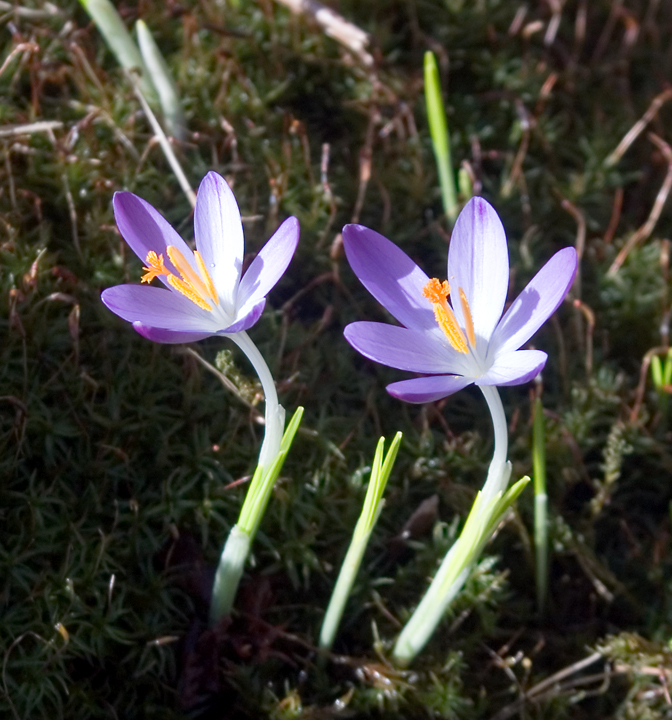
[475,349,547,387]
[102,285,216,332]
[447,197,509,342]
[113,192,198,289]
[387,374,474,403]
[133,323,213,344]
[224,299,266,334]
[344,322,470,374]
[237,217,300,309]
[194,172,244,316]
[343,224,439,335]
[489,247,577,358]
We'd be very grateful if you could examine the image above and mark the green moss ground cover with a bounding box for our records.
[3,0,672,717]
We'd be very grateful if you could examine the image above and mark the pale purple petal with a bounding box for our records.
[194,172,244,316]
[237,217,300,309]
[113,192,197,288]
[133,323,213,343]
[344,322,473,374]
[224,299,266,333]
[101,285,216,332]
[343,224,439,335]
[387,374,474,403]
[447,197,509,342]
[476,349,547,387]
[488,247,577,358]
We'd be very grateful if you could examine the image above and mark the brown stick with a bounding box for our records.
[608,133,672,276]
[604,88,672,168]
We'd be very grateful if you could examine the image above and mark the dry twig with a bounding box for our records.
[604,88,672,168]
[608,133,672,276]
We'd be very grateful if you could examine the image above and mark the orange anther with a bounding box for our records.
[167,274,213,311]
[423,277,469,354]
[459,288,476,348]
[194,250,219,304]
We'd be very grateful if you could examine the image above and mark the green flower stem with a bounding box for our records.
[392,385,524,666]
[209,525,251,624]
[393,476,529,665]
[319,433,402,652]
[424,51,458,224]
[210,406,303,625]
[533,397,548,612]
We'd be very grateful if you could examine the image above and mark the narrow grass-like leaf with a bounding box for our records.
[533,397,548,613]
[424,51,458,224]
[136,20,185,139]
[664,350,672,386]
[651,355,663,389]
[79,0,159,104]
[458,166,472,202]
[319,432,402,651]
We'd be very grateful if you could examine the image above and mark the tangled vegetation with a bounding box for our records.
[2,0,672,717]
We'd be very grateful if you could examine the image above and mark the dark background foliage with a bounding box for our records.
[2,0,672,717]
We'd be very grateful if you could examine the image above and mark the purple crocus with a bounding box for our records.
[343,197,577,402]
[102,171,299,343]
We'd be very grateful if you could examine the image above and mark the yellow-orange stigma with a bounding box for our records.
[141,251,169,284]
[140,246,219,312]
[422,278,469,354]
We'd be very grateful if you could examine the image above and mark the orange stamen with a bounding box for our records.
[459,288,476,347]
[423,278,469,354]
[167,274,213,311]
[141,251,169,283]
[166,246,212,304]
[193,250,219,304]
[141,246,218,312]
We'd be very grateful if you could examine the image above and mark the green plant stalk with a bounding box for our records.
[136,20,185,139]
[424,51,458,224]
[458,166,473,202]
[651,352,671,417]
[533,397,548,612]
[663,350,672,386]
[393,477,530,665]
[319,432,402,651]
[651,355,663,389]
[209,406,303,625]
[79,0,158,104]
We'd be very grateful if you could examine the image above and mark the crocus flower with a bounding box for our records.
[101,172,302,625]
[342,197,577,666]
[343,197,577,404]
[102,171,299,344]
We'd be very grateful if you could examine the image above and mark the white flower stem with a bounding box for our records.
[392,384,511,666]
[209,331,286,625]
[392,538,473,665]
[230,331,285,470]
[209,525,251,624]
[479,385,509,507]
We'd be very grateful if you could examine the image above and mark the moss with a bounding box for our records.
[3,0,672,717]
